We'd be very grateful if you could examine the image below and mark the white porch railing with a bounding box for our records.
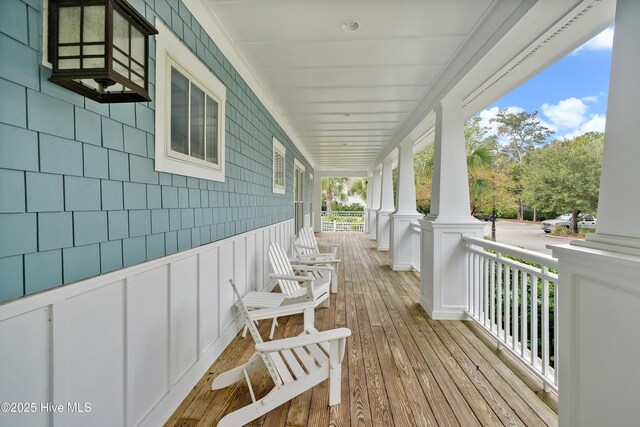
[462,236,558,392]
[321,211,365,232]
[410,221,421,272]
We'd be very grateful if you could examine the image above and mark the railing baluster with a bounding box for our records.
[512,268,519,352]
[521,270,528,362]
[504,263,510,344]
[542,267,550,386]
[531,274,539,369]
[497,255,502,336]
[462,236,558,392]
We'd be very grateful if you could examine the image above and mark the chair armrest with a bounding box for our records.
[290,265,334,272]
[245,301,315,321]
[295,244,317,250]
[292,258,341,265]
[269,273,314,282]
[317,242,339,248]
[255,328,352,352]
[297,253,334,261]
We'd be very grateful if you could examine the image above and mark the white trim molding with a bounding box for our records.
[154,20,227,182]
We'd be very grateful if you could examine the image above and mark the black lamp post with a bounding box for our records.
[48,0,158,103]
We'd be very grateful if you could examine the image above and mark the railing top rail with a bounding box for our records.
[321,211,364,214]
[410,221,421,230]
[462,235,558,269]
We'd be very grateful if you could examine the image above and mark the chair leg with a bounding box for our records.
[242,322,249,338]
[321,295,330,308]
[329,343,342,406]
[330,266,338,294]
[269,318,278,340]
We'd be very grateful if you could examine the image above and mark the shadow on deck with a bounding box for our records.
[166,232,557,426]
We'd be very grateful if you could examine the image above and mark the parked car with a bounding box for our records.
[541,214,597,233]
[473,212,495,221]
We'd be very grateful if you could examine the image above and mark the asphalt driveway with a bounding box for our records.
[482,220,576,255]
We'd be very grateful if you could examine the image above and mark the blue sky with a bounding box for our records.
[478,27,614,140]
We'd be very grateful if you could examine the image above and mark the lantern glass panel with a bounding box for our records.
[206,97,219,164]
[59,46,79,56]
[58,7,81,44]
[171,68,189,155]
[190,85,205,160]
[83,6,105,43]
[59,59,80,69]
[113,10,129,55]
[131,27,145,65]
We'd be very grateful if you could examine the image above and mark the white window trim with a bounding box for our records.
[273,137,286,194]
[154,20,226,182]
[294,158,305,173]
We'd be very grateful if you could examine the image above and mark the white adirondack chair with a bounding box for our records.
[268,242,331,308]
[237,242,333,339]
[212,280,351,427]
[291,227,340,293]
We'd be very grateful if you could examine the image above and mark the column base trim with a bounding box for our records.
[420,296,470,320]
[389,261,415,271]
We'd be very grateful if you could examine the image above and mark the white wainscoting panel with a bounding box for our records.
[129,266,170,426]
[0,307,50,427]
[199,247,219,354]
[170,257,199,385]
[56,282,126,427]
[0,219,294,427]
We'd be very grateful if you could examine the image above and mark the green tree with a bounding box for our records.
[413,117,495,214]
[348,178,367,200]
[521,132,603,232]
[322,178,348,214]
[491,110,554,219]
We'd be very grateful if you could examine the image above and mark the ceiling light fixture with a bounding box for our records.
[341,19,360,32]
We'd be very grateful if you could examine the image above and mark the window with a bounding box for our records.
[273,137,286,194]
[154,21,226,182]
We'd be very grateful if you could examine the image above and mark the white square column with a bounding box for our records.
[364,172,373,233]
[376,158,395,251]
[368,167,381,240]
[552,1,640,425]
[390,141,423,270]
[420,99,484,319]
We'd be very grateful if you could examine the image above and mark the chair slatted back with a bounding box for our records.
[298,228,318,255]
[228,280,283,386]
[268,243,303,296]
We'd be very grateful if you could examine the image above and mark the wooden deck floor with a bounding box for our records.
[166,233,558,427]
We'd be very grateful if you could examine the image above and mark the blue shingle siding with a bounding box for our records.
[63,244,100,283]
[24,250,62,295]
[0,255,23,301]
[38,212,73,251]
[0,78,27,128]
[0,0,314,304]
[0,169,25,213]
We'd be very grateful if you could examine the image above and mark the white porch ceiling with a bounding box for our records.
[200,0,614,172]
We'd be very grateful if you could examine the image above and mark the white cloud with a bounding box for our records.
[574,27,614,53]
[560,114,606,140]
[541,97,588,130]
[476,96,606,142]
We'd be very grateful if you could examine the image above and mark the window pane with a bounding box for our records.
[205,96,218,164]
[190,85,205,160]
[274,151,284,187]
[171,68,189,155]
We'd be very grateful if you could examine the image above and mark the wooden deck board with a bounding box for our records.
[167,233,558,427]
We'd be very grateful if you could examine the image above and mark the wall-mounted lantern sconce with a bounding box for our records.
[48,0,158,103]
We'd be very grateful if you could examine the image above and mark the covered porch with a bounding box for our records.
[167,233,557,426]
